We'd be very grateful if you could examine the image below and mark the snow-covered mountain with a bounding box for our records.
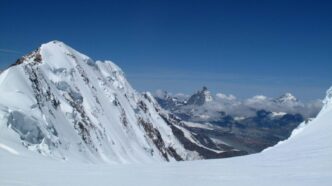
[274,92,298,104]
[186,86,213,106]
[0,41,330,185]
[0,41,239,163]
[154,90,187,112]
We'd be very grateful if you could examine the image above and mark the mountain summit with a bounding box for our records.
[274,93,298,104]
[186,86,213,106]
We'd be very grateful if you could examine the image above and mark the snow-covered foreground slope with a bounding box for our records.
[0,87,331,186]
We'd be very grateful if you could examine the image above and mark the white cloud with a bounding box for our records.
[171,93,323,119]
[215,93,237,101]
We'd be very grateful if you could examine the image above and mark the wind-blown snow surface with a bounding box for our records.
[1,87,331,186]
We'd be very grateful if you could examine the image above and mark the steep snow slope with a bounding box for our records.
[0,87,331,186]
[0,41,206,163]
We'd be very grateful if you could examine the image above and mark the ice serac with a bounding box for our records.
[0,41,237,163]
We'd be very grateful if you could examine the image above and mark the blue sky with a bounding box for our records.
[0,0,331,101]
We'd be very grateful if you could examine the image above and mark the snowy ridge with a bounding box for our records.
[320,86,332,115]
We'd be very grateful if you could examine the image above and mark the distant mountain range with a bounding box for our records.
[155,87,322,152]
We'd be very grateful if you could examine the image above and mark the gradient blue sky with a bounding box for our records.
[1,0,331,101]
